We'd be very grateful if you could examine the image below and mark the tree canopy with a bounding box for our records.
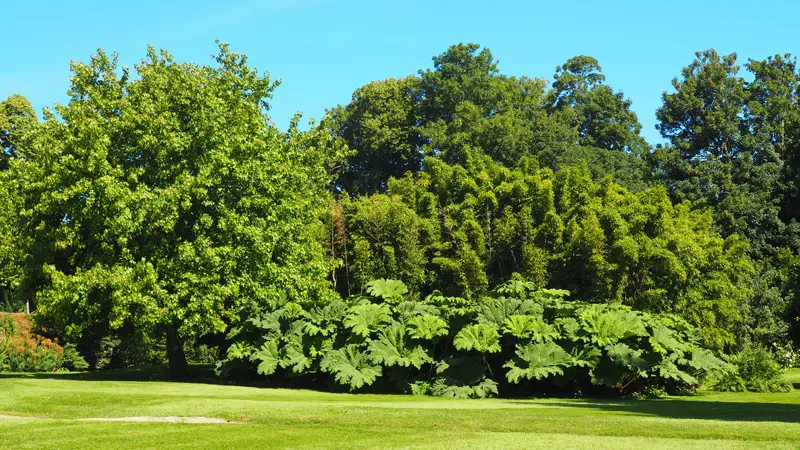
[1,41,798,384]
[5,44,340,373]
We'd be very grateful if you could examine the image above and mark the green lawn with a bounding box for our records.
[1,369,799,449]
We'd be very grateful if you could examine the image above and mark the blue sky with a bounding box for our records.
[2,0,797,144]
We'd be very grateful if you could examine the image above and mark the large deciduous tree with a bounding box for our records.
[0,94,36,311]
[330,44,651,196]
[13,44,339,374]
[654,50,800,345]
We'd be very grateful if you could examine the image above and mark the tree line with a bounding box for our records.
[0,43,797,391]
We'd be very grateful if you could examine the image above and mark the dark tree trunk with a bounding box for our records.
[166,324,188,378]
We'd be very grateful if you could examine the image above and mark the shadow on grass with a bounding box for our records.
[3,367,799,424]
[514,398,800,423]
[0,365,231,384]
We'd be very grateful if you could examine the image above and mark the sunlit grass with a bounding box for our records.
[0,369,798,449]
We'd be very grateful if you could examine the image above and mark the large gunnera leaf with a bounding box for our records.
[477,297,522,328]
[320,344,382,390]
[250,339,282,375]
[580,305,647,346]
[366,279,409,303]
[369,322,432,368]
[430,377,499,399]
[502,315,560,342]
[344,303,392,337]
[504,341,573,383]
[453,324,501,353]
[407,314,449,340]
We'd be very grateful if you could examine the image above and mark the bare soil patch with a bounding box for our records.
[80,416,233,423]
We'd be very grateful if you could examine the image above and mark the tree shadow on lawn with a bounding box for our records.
[513,398,800,423]
[3,368,799,424]
[0,365,235,385]
[0,365,327,390]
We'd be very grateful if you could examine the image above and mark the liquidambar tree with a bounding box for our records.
[10,44,340,375]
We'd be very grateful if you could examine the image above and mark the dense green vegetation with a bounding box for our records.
[219,280,730,397]
[1,42,798,396]
[1,371,799,449]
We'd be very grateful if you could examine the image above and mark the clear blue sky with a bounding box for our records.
[2,0,797,144]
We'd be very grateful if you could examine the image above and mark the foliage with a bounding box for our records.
[773,342,799,369]
[0,313,88,372]
[8,44,340,374]
[4,41,800,390]
[653,50,800,345]
[332,153,751,349]
[330,44,650,194]
[219,279,729,397]
[0,334,64,372]
[716,344,792,393]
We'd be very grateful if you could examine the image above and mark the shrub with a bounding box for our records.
[0,313,87,372]
[716,345,791,393]
[1,313,32,338]
[62,343,90,371]
[218,279,731,398]
[772,342,799,369]
[0,334,64,372]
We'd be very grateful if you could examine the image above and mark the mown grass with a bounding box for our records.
[0,368,798,449]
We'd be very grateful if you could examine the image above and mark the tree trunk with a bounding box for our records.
[166,325,188,378]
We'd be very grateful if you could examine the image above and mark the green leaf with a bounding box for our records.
[688,348,731,375]
[453,324,501,353]
[556,317,582,340]
[366,279,409,303]
[430,377,498,399]
[606,342,649,373]
[320,344,382,390]
[368,322,432,368]
[501,315,537,339]
[502,315,560,342]
[580,305,647,346]
[407,314,449,340]
[250,340,282,375]
[570,346,601,368]
[477,298,522,328]
[303,300,348,336]
[248,311,282,336]
[654,359,697,386]
[394,301,439,324]
[226,341,254,360]
[283,332,313,374]
[503,341,573,383]
[344,303,392,337]
[649,324,686,354]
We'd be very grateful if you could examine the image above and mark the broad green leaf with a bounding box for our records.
[649,324,685,354]
[606,342,649,373]
[320,344,382,390]
[407,314,449,340]
[502,315,559,342]
[394,301,439,324]
[250,340,282,375]
[477,298,522,328]
[453,324,501,353]
[283,332,313,374]
[655,359,698,385]
[368,322,432,368]
[580,305,647,346]
[504,341,573,383]
[344,303,392,337]
[366,279,409,303]
[226,341,254,360]
[430,377,498,399]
